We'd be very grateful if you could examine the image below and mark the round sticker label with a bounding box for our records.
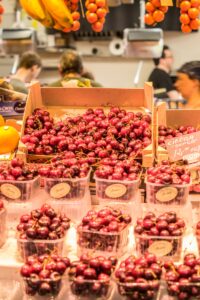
[105,184,127,198]
[148,240,173,257]
[156,187,178,202]
[1,183,21,200]
[50,183,71,199]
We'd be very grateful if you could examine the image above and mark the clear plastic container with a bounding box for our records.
[77,224,130,257]
[0,176,40,202]
[17,236,65,261]
[69,277,113,300]
[43,172,90,201]
[135,233,184,261]
[22,275,65,299]
[116,279,161,300]
[146,181,190,205]
[0,208,7,248]
[166,281,200,299]
[94,175,140,201]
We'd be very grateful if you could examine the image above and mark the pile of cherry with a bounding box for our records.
[22,108,198,159]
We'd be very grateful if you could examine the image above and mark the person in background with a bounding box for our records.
[148,45,180,100]
[49,49,102,88]
[175,61,200,109]
[10,51,42,94]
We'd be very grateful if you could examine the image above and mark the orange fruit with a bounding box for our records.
[190,18,200,29]
[180,13,190,24]
[145,2,156,13]
[188,7,199,19]
[191,0,200,7]
[145,13,155,25]
[180,1,191,12]
[153,10,165,22]
[151,0,161,8]
[159,6,168,13]
[0,115,4,127]
[181,23,192,33]
[0,125,19,154]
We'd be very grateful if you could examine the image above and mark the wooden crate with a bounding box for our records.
[17,82,153,162]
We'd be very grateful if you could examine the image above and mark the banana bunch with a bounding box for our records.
[20,0,73,31]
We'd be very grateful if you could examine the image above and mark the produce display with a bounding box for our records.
[77,207,131,254]
[146,163,191,205]
[145,0,200,32]
[0,199,6,248]
[69,254,117,299]
[134,212,186,259]
[20,0,108,33]
[22,108,151,157]
[0,158,39,201]
[17,204,70,259]
[39,152,90,200]
[21,253,70,297]
[164,253,200,299]
[115,253,162,300]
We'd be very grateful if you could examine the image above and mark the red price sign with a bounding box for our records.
[165,131,200,163]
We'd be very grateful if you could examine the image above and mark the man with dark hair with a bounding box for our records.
[10,51,42,94]
[148,45,179,100]
[49,49,102,87]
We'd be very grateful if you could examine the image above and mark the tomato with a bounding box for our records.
[180,1,191,12]
[86,12,98,24]
[92,21,103,32]
[153,10,164,22]
[181,23,192,33]
[70,4,78,11]
[71,0,79,4]
[151,0,161,8]
[87,3,97,12]
[144,13,155,25]
[98,17,105,24]
[95,0,106,8]
[96,8,107,18]
[145,2,155,13]
[72,20,80,31]
[179,13,190,24]
[191,0,200,7]
[190,18,200,29]
[72,11,80,21]
[159,6,168,13]
[188,7,199,19]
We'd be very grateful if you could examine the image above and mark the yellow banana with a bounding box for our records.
[20,0,46,21]
[41,0,73,29]
[20,0,54,28]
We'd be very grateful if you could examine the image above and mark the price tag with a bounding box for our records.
[165,131,200,163]
[0,183,21,200]
[50,183,71,199]
[156,187,178,202]
[161,0,173,6]
[148,240,173,256]
[105,184,127,198]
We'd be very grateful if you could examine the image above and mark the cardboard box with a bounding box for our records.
[18,82,153,162]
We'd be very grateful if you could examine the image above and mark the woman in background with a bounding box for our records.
[175,61,200,109]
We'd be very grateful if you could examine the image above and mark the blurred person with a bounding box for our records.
[49,49,102,88]
[148,45,180,100]
[10,51,42,94]
[175,61,200,109]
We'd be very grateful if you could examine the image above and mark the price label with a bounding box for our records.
[0,183,21,200]
[161,0,173,6]
[148,240,173,256]
[105,184,127,198]
[50,183,71,199]
[156,187,178,202]
[165,131,200,163]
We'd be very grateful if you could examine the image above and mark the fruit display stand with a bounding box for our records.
[17,82,153,162]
